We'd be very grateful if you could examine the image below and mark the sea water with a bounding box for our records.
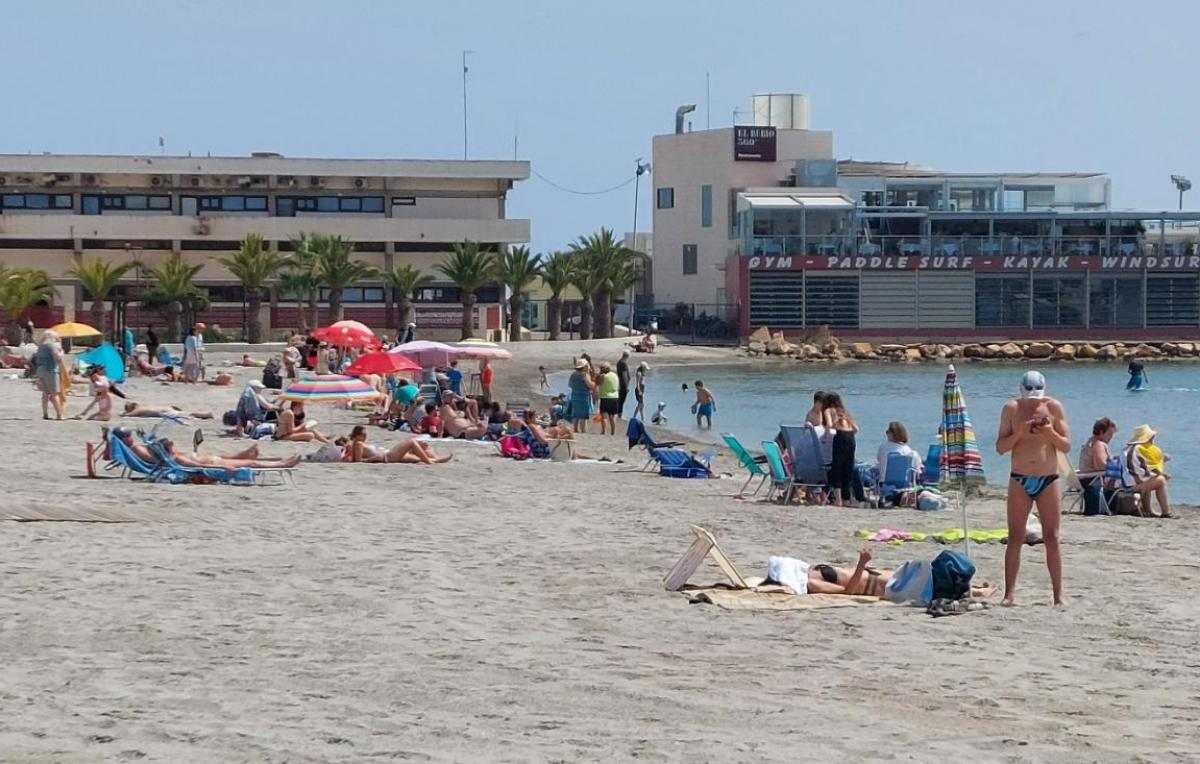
[553,362,1200,503]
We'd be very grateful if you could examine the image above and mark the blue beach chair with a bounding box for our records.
[106,430,165,481]
[653,448,711,479]
[778,424,830,497]
[922,444,943,486]
[144,436,294,486]
[722,433,769,498]
[626,417,685,471]
[876,451,921,506]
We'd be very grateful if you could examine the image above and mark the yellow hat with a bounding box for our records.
[1127,424,1157,445]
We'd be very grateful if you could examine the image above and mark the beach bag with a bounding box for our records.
[916,490,949,511]
[222,410,239,427]
[499,435,531,461]
[250,422,276,439]
[262,361,282,390]
[930,550,975,601]
[884,560,933,605]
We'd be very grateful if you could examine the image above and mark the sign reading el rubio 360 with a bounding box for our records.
[733,126,776,162]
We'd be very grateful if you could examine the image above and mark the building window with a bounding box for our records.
[682,244,697,275]
[185,195,267,213]
[277,196,384,216]
[700,184,712,228]
[82,194,170,214]
[976,275,1030,326]
[749,271,804,328]
[1089,276,1143,327]
[1031,276,1084,327]
[318,287,386,303]
[656,187,674,209]
[1,193,73,210]
[1146,274,1200,327]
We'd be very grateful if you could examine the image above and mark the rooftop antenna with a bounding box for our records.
[158,136,165,155]
[462,50,474,160]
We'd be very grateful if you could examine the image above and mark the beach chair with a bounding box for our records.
[104,430,165,481]
[145,437,295,487]
[760,440,797,503]
[922,444,943,486]
[874,451,922,506]
[722,433,769,498]
[626,417,685,471]
[1106,450,1148,517]
[653,448,712,479]
[663,525,749,591]
[778,424,830,498]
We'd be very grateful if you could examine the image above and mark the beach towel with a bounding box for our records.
[679,584,886,611]
[499,434,532,460]
[766,556,810,595]
[855,527,1009,545]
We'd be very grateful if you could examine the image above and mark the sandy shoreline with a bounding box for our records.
[1,340,1198,760]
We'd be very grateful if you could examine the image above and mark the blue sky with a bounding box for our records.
[4,1,1197,252]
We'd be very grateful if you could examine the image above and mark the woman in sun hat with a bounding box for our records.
[1125,424,1172,518]
[567,357,596,432]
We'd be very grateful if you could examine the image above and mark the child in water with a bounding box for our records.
[538,365,549,391]
[691,379,716,429]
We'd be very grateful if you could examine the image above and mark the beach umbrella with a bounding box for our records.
[311,320,378,348]
[77,342,126,384]
[278,374,383,403]
[388,340,464,368]
[452,341,512,361]
[939,364,986,556]
[49,321,101,338]
[344,351,421,376]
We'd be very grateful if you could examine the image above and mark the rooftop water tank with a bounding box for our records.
[751,93,809,129]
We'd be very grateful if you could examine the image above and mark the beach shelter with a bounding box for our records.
[49,321,102,339]
[344,350,421,376]
[311,320,378,348]
[78,342,126,384]
[388,340,463,368]
[278,374,382,403]
[939,364,985,555]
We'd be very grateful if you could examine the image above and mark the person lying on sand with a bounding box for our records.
[342,425,451,464]
[206,372,234,386]
[237,354,265,367]
[112,428,298,468]
[803,548,994,599]
[123,402,215,419]
[159,437,301,469]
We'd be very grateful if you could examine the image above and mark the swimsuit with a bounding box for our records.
[1010,473,1058,499]
[696,401,714,417]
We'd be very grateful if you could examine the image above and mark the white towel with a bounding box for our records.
[767,556,810,595]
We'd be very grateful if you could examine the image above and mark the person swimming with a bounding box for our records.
[1126,359,1148,391]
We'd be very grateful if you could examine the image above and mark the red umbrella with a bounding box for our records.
[312,320,378,348]
[344,351,421,376]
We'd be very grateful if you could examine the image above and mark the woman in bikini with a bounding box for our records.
[438,396,487,439]
[806,548,994,600]
[73,366,125,422]
[343,425,451,464]
[275,401,329,443]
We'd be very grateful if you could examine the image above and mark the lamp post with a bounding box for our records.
[1171,174,1191,211]
[629,158,651,330]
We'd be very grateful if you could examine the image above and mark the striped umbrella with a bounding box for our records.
[939,364,985,555]
[278,374,382,403]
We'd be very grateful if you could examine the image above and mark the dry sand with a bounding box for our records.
[1,339,1198,761]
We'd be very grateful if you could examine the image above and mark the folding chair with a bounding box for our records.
[663,525,749,591]
[778,424,831,501]
[722,433,769,498]
[760,440,797,503]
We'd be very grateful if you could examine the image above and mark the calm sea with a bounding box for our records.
[553,361,1200,502]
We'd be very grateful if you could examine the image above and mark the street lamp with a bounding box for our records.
[629,158,651,329]
[1171,174,1191,211]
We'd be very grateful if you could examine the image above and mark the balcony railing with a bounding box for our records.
[748,235,1187,260]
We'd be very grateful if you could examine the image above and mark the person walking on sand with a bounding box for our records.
[996,370,1070,607]
[182,322,206,382]
[33,330,65,420]
[692,379,716,429]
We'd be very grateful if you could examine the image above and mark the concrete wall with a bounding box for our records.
[651,127,833,306]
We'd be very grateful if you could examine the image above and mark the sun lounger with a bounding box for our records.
[760,440,798,503]
[653,448,712,478]
[664,525,749,591]
[722,433,768,498]
[626,417,685,471]
[143,436,295,487]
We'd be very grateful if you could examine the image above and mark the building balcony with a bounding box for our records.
[0,211,530,245]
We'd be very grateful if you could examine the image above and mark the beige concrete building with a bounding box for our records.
[0,152,529,338]
[650,125,833,307]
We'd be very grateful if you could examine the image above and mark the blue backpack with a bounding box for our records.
[930,550,975,600]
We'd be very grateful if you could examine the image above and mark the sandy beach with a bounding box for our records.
[2,339,1198,761]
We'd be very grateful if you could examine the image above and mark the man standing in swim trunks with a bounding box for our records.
[996,370,1070,606]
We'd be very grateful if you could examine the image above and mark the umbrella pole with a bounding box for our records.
[959,477,970,559]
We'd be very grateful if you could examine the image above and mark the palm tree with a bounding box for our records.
[217,234,288,343]
[66,255,138,337]
[312,234,379,322]
[287,233,323,329]
[566,247,607,341]
[141,254,207,340]
[382,264,433,331]
[492,245,542,342]
[539,251,573,341]
[570,228,636,339]
[437,241,495,340]
[607,256,645,332]
[0,267,53,344]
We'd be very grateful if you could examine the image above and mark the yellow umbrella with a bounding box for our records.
[49,321,102,338]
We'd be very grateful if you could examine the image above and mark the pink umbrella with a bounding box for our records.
[388,340,464,368]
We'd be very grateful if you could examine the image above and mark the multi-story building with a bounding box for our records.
[0,152,529,339]
[653,93,1200,340]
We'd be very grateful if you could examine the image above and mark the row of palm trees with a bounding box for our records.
[1,227,644,344]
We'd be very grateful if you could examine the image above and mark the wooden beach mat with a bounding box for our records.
[679,584,887,611]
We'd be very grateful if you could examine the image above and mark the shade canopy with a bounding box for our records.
[78,342,126,383]
[49,321,102,338]
[388,340,464,368]
[278,374,382,402]
[344,351,421,376]
[311,320,378,348]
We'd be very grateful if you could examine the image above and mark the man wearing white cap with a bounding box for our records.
[996,370,1071,607]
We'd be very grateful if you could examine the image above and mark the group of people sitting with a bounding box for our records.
[1078,417,1173,517]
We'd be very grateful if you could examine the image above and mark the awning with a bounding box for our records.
[795,195,853,209]
[742,195,801,208]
